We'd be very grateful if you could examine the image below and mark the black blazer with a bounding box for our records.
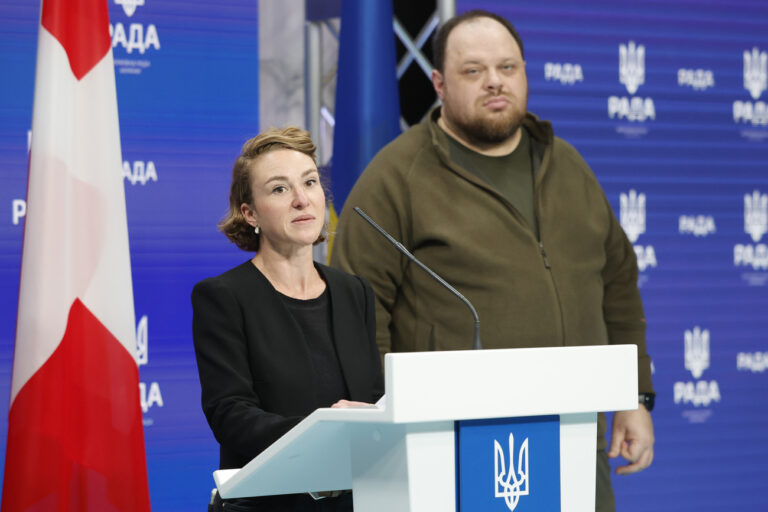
[192,261,384,469]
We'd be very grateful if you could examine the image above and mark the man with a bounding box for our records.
[330,10,654,511]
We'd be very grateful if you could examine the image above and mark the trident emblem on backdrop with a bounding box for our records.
[620,189,646,243]
[136,315,149,366]
[494,433,529,511]
[743,47,767,100]
[744,190,768,243]
[619,41,645,95]
[114,0,145,17]
[684,326,710,379]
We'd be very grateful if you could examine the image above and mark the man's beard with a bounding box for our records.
[443,94,528,148]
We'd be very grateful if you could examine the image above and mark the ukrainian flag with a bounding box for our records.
[328,0,401,258]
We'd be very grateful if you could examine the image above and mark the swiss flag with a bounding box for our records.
[2,0,151,510]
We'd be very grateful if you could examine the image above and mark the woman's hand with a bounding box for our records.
[330,399,374,408]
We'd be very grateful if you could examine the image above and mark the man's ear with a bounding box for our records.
[431,69,445,100]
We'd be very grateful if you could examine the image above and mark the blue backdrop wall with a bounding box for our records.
[457,1,768,510]
[1,1,767,511]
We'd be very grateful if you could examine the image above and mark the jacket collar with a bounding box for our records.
[425,106,553,183]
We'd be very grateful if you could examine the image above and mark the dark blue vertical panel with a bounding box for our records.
[0,0,38,503]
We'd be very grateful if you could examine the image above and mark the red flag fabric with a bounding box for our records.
[2,0,150,510]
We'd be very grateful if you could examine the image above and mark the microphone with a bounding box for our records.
[353,207,482,351]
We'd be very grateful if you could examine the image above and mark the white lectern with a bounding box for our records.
[213,345,638,511]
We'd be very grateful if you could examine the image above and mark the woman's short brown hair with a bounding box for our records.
[218,126,325,252]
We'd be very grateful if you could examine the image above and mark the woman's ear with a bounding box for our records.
[240,203,258,227]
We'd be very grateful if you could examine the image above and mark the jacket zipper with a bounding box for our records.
[538,242,551,269]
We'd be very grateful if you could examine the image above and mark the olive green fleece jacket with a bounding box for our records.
[331,109,654,445]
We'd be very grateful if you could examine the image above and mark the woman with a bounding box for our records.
[192,127,383,511]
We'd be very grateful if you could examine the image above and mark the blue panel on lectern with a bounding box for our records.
[456,416,560,512]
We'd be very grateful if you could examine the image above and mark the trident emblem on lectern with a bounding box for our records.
[494,433,529,511]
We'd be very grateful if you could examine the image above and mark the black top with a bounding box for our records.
[278,288,350,407]
[192,261,383,470]
[192,262,382,511]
